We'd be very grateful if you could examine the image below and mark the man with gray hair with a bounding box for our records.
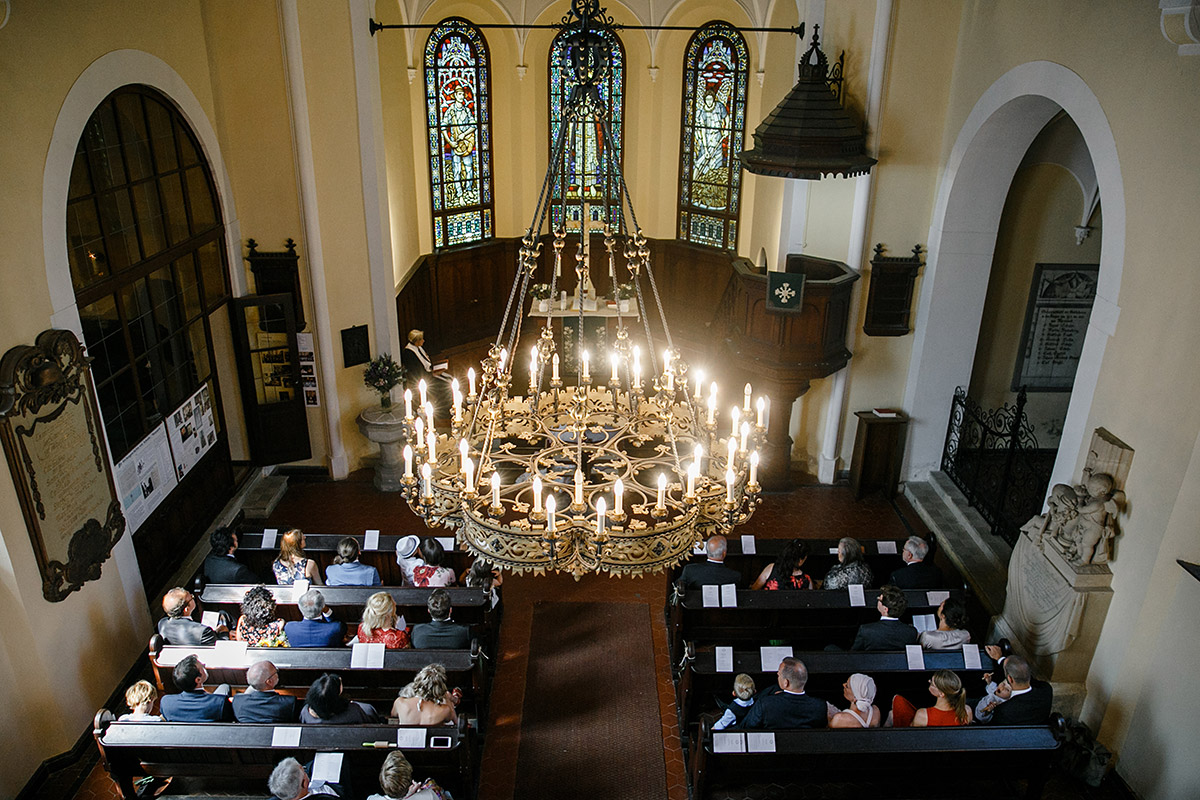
[283,589,345,647]
[268,757,312,800]
[888,535,944,590]
[739,657,827,729]
[232,660,299,723]
[679,534,742,589]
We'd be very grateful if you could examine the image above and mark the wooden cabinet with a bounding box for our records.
[849,410,909,499]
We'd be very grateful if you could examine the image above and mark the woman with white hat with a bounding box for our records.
[396,535,425,586]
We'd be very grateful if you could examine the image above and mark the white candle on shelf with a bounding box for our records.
[422,463,433,498]
[552,353,560,381]
[656,473,666,510]
[756,396,765,427]
[596,497,606,535]
[574,468,584,506]
[404,389,413,419]
[725,469,735,503]
[467,367,476,397]
[744,383,752,411]
[614,478,624,514]
[403,445,413,478]
[418,379,428,407]
[750,451,759,485]
[491,471,501,506]
[533,476,543,511]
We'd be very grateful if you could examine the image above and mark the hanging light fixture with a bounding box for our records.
[399,0,764,578]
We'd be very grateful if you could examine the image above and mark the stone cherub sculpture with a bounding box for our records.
[1028,469,1124,565]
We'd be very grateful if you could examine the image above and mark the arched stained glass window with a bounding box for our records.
[425,19,493,249]
[678,22,749,251]
[548,27,625,232]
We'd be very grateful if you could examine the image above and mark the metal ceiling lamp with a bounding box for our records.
[739,25,876,180]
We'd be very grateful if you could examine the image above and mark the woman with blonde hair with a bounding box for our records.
[892,669,973,727]
[271,528,322,586]
[390,663,461,726]
[357,591,411,649]
[366,750,451,800]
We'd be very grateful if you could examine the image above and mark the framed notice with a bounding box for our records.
[165,384,219,481]
[1012,264,1099,392]
[113,422,177,534]
[0,330,126,602]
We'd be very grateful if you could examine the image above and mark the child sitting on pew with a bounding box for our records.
[712,673,756,731]
[118,680,163,722]
[367,750,453,800]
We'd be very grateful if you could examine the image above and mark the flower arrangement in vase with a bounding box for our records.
[529,283,553,312]
[363,353,404,409]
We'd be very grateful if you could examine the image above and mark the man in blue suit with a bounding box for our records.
[739,657,827,729]
[159,655,232,722]
[283,589,345,647]
[232,660,299,723]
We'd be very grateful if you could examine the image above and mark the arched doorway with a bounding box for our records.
[902,61,1125,497]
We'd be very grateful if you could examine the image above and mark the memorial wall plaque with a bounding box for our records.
[0,329,125,602]
[1012,263,1099,392]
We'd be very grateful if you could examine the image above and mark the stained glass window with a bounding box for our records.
[548,28,625,232]
[678,22,749,251]
[425,19,493,248]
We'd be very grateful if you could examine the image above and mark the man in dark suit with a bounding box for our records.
[157,587,229,645]
[851,584,919,650]
[979,654,1054,725]
[232,660,299,723]
[159,655,233,722]
[679,534,742,589]
[203,527,259,585]
[888,535,944,590]
[284,589,345,647]
[739,657,827,729]
[412,588,471,649]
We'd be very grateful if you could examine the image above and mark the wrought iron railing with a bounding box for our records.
[940,386,1055,546]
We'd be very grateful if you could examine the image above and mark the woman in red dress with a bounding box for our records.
[750,539,814,590]
[357,591,411,649]
[892,669,973,727]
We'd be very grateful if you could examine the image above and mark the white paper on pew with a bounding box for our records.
[760,646,793,673]
[715,646,734,673]
[211,639,248,667]
[701,585,720,608]
[311,752,343,783]
[364,529,380,550]
[692,541,706,555]
[963,643,982,670]
[292,579,310,600]
[913,613,937,633]
[740,535,756,555]
[848,585,866,607]
[436,536,455,551]
[720,584,737,608]
[906,644,926,671]
[271,726,302,747]
[350,642,385,669]
[713,732,746,753]
[829,547,840,555]
[200,611,220,629]
[926,590,950,606]
[746,732,776,753]
[396,728,426,749]
[262,529,278,550]
[877,540,897,555]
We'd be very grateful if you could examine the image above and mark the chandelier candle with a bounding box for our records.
[468,367,476,399]
[756,396,765,428]
[404,389,413,420]
[403,445,413,479]
[744,383,752,411]
[418,379,427,408]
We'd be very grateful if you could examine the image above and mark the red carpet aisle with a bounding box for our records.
[512,602,667,799]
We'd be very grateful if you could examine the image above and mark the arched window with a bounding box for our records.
[548,27,625,231]
[425,19,494,249]
[677,22,749,251]
[68,86,231,463]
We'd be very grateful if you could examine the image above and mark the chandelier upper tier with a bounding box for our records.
[398,0,765,578]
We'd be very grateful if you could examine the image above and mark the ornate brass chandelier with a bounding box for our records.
[398,0,764,578]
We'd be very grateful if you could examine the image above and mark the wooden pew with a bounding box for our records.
[147,636,490,727]
[673,645,997,735]
[667,585,957,658]
[93,712,478,800]
[667,536,916,589]
[688,713,1063,799]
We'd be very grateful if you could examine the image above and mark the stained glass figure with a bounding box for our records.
[548,27,625,232]
[425,19,493,248]
[678,23,749,251]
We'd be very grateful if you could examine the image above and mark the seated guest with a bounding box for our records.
[325,536,382,586]
[411,588,470,649]
[159,655,232,722]
[284,589,346,647]
[739,657,827,729]
[390,663,461,726]
[272,528,323,586]
[750,539,814,590]
[233,660,300,723]
[157,587,229,645]
[976,654,1053,725]
[119,680,162,722]
[358,592,412,649]
[235,585,289,647]
[203,526,258,584]
[828,673,881,728]
[462,559,503,608]
[411,538,456,587]
[888,535,944,590]
[300,673,380,724]
[268,758,329,800]
[367,750,452,800]
[892,669,973,727]
[679,534,742,589]
[712,673,756,731]
[822,537,874,589]
[851,584,919,651]
[396,535,426,586]
[919,596,972,650]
